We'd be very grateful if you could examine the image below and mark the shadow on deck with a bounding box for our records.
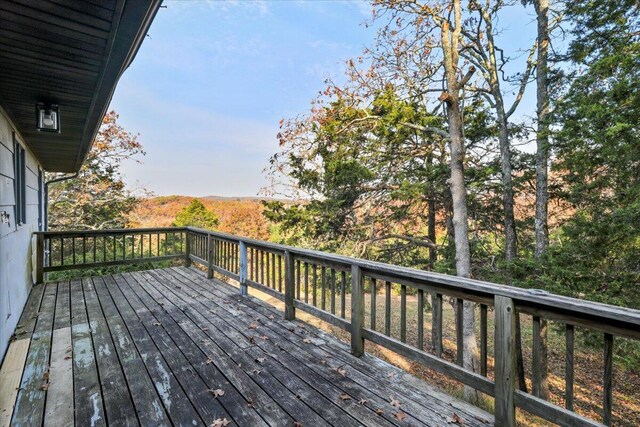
[2,267,492,427]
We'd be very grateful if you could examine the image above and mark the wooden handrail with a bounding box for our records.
[34,226,638,427]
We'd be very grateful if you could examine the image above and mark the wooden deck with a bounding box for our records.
[1,267,492,427]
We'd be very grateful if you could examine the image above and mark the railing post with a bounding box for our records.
[494,295,516,427]
[207,234,214,279]
[185,230,191,267]
[350,264,364,357]
[284,250,295,320]
[239,241,248,296]
[35,233,44,284]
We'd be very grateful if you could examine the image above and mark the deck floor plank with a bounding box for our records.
[150,269,402,427]
[1,267,493,426]
[99,275,205,426]
[70,278,106,427]
[11,282,57,426]
[127,271,332,427]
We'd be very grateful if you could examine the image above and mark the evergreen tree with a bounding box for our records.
[172,199,219,230]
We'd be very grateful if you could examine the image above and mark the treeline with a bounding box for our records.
[263,0,639,308]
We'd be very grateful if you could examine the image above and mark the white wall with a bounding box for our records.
[0,107,43,362]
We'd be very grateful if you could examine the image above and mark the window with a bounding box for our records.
[13,133,26,226]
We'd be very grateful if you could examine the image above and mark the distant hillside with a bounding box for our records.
[127,195,273,240]
[203,195,294,203]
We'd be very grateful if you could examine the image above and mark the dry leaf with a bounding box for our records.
[375,409,384,416]
[152,321,161,326]
[336,367,347,377]
[250,369,262,375]
[248,337,256,344]
[302,338,312,344]
[394,412,407,421]
[249,323,258,329]
[209,389,225,398]
[259,335,269,340]
[390,397,401,408]
[247,398,253,408]
[358,399,368,405]
[206,357,213,365]
[255,357,266,364]
[339,393,351,401]
[293,422,303,427]
[451,413,464,425]
[269,315,275,320]
[210,418,230,427]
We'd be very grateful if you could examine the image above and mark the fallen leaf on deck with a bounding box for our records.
[320,359,327,365]
[339,393,351,401]
[269,315,275,320]
[375,409,384,416]
[255,357,266,363]
[451,413,464,425]
[302,338,312,344]
[293,422,303,427]
[358,399,368,405]
[249,323,258,329]
[152,322,161,326]
[259,335,269,340]
[248,337,256,344]
[394,412,407,421]
[336,367,347,377]
[210,418,230,427]
[209,389,225,398]
[247,398,253,408]
[390,397,401,407]
[205,357,213,365]
[250,369,262,375]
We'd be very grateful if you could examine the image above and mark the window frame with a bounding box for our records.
[13,132,26,227]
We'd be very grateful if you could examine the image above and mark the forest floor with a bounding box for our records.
[247,285,640,427]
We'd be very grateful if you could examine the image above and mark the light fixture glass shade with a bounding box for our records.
[36,103,60,132]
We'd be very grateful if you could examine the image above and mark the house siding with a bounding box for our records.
[0,107,44,362]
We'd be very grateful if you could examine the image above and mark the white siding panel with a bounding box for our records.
[0,145,13,179]
[0,176,15,206]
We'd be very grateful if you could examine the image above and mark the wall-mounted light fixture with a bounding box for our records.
[36,103,60,132]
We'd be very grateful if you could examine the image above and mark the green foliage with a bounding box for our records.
[172,199,219,230]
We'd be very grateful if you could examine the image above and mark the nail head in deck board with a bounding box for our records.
[11,283,57,426]
[0,339,30,427]
[494,296,516,427]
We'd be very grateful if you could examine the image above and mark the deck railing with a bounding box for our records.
[34,227,640,427]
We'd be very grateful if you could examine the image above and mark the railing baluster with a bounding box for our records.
[93,236,96,263]
[35,233,44,284]
[565,323,575,411]
[304,262,309,304]
[185,231,192,267]
[312,264,317,307]
[370,277,377,330]
[494,295,516,427]
[239,241,247,296]
[296,260,301,300]
[350,264,364,357]
[321,266,326,310]
[277,253,282,292]
[481,304,488,377]
[456,298,464,366]
[341,271,346,319]
[533,316,547,398]
[417,289,424,350]
[284,251,295,320]
[330,269,336,315]
[72,237,76,265]
[207,234,214,279]
[400,284,407,343]
[432,293,442,357]
[385,281,391,336]
[603,333,613,426]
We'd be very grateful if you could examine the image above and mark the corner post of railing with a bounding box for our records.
[185,229,192,267]
[35,232,44,284]
[239,241,248,296]
[350,264,364,357]
[494,295,516,427]
[207,233,214,279]
[284,250,295,320]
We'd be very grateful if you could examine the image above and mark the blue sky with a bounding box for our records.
[110,0,538,198]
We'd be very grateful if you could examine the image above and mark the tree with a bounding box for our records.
[172,199,219,230]
[47,111,145,231]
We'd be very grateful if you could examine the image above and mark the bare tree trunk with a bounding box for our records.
[533,0,550,401]
[428,197,437,268]
[441,1,479,403]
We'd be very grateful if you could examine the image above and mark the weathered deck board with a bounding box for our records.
[1,267,493,426]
